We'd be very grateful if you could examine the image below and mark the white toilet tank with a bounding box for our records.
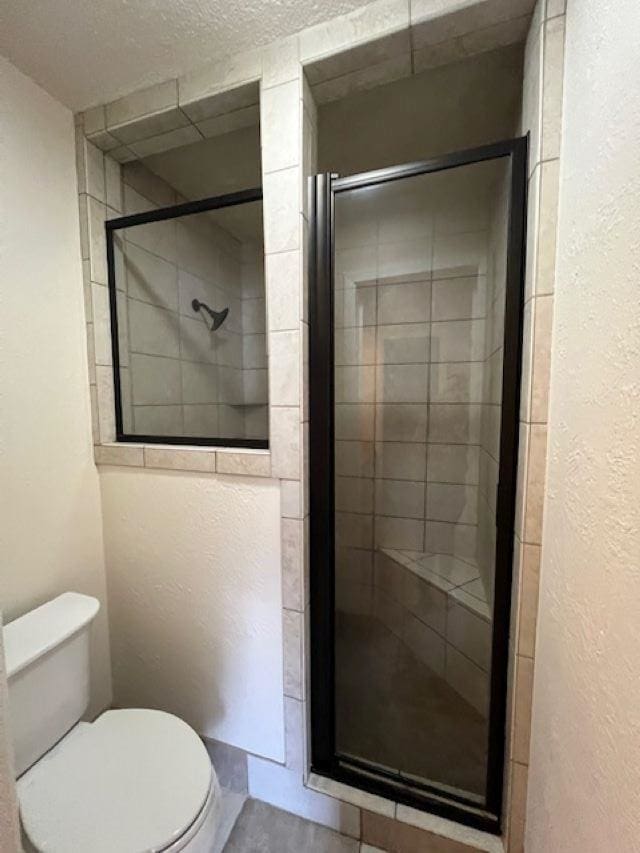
[4,592,99,777]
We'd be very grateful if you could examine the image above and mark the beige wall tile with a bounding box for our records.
[106,80,178,127]
[266,250,301,331]
[447,600,491,670]
[105,156,122,212]
[336,477,374,514]
[83,138,105,201]
[299,0,409,62]
[135,404,183,435]
[143,447,216,472]
[336,440,374,477]
[376,364,428,404]
[261,80,301,172]
[546,0,565,17]
[178,50,262,117]
[377,281,430,325]
[403,612,446,674]
[512,655,534,764]
[130,353,182,405]
[263,35,300,89]
[283,608,303,699]
[336,403,375,442]
[129,300,180,358]
[335,285,377,328]
[270,330,301,407]
[375,478,425,519]
[280,479,303,518]
[95,444,144,467]
[85,196,108,284]
[197,104,259,139]
[128,124,201,157]
[311,54,412,106]
[83,105,106,136]
[518,543,540,658]
[375,515,423,551]
[427,444,479,485]
[376,322,429,365]
[431,276,486,321]
[376,402,429,443]
[284,695,305,771]
[445,645,488,715]
[425,520,477,560]
[524,423,547,543]
[263,168,300,254]
[128,243,178,310]
[401,571,446,635]
[535,159,560,296]
[375,441,426,482]
[336,365,376,404]
[507,761,528,853]
[428,403,481,445]
[427,483,478,525]
[430,362,484,404]
[431,319,485,363]
[460,13,530,57]
[336,511,373,549]
[96,365,116,443]
[530,295,553,422]
[215,450,271,478]
[336,326,377,365]
[91,283,112,366]
[541,15,565,161]
[271,406,301,479]
[282,518,304,611]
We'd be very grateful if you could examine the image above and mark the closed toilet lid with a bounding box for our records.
[17,709,213,853]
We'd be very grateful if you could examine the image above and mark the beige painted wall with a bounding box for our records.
[526,1,640,850]
[0,56,112,718]
[100,468,285,762]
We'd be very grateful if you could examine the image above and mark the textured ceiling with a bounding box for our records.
[0,0,374,111]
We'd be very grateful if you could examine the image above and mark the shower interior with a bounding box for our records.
[107,113,267,445]
[332,159,510,801]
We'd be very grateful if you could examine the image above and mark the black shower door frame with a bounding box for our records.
[308,137,528,834]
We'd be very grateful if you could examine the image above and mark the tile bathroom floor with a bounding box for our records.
[335,610,487,797]
[223,799,362,852]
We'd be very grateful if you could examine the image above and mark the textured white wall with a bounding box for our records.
[0,619,20,853]
[526,1,640,850]
[0,56,112,717]
[100,468,285,762]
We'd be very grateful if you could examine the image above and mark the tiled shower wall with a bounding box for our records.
[504,2,565,851]
[476,172,510,606]
[334,171,500,595]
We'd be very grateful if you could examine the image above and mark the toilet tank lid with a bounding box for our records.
[4,593,99,679]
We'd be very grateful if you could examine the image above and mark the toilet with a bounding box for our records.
[4,592,221,852]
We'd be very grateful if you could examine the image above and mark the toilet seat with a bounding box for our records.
[17,708,214,853]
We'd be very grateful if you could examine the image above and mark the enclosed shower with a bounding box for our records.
[309,138,526,832]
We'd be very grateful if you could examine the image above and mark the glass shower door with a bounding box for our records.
[309,140,527,832]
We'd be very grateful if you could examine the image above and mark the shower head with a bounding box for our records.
[191,299,229,331]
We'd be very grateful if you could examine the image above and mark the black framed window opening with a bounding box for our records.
[106,188,268,449]
[309,138,528,834]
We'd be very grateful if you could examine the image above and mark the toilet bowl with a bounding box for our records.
[5,593,221,853]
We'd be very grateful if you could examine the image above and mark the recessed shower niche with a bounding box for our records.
[105,95,268,448]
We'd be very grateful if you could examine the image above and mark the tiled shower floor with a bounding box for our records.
[335,610,487,797]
